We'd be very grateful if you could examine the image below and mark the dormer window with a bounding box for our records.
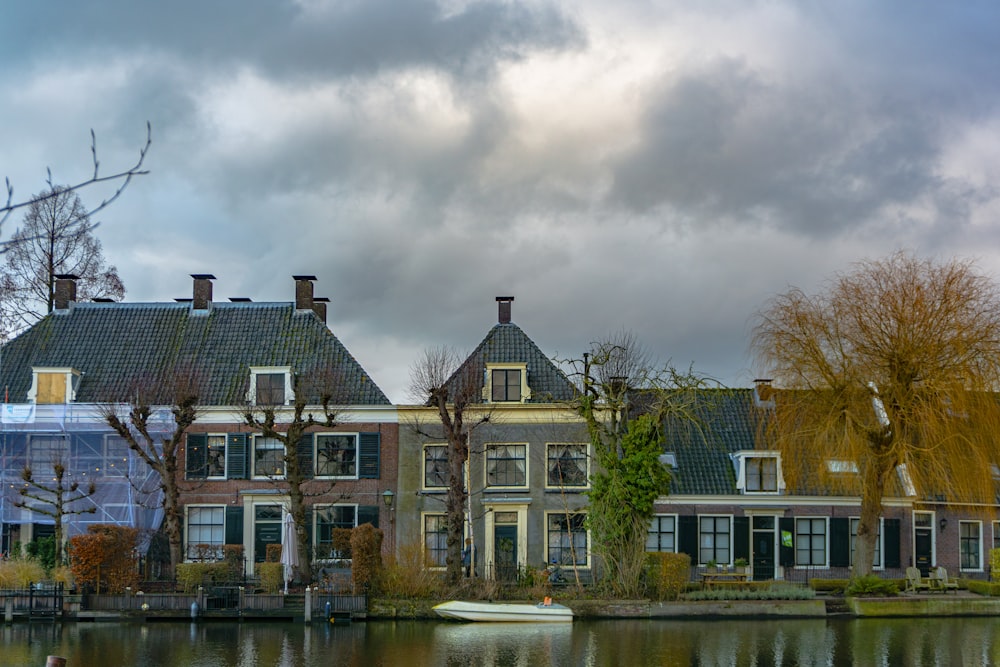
[485,364,530,403]
[28,367,81,404]
[247,367,293,406]
[734,452,784,494]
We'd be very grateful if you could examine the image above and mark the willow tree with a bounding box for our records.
[752,252,1000,577]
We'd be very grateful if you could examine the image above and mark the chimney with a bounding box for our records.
[293,275,316,311]
[191,274,216,310]
[754,379,775,408]
[313,297,329,323]
[496,296,514,324]
[53,274,79,310]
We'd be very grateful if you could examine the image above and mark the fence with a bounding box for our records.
[0,582,64,620]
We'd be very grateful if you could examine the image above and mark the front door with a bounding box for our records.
[752,515,776,581]
[494,525,518,582]
[914,512,933,575]
[254,504,283,563]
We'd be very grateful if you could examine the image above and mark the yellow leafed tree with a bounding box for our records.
[752,252,1000,577]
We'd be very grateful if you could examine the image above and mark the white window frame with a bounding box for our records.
[545,511,590,569]
[545,443,590,489]
[423,444,448,490]
[27,367,81,404]
[204,434,227,479]
[422,512,449,570]
[794,517,828,567]
[485,443,528,489]
[733,451,784,494]
[252,435,285,479]
[247,366,294,406]
[698,514,732,566]
[647,514,678,553]
[960,520,983,572]
[315,433,360,479]
[185,505,226,561]
[484,363,531,403]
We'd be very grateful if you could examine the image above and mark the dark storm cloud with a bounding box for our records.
[2,0,581,81]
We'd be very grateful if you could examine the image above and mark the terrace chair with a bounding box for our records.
[905,567,931,593]
[933,567,960,593]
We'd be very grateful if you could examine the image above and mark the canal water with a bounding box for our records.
[3,617,1000,666]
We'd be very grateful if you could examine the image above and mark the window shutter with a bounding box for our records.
[734,516,750,563]
[186,434,207,479]
[297,434,314,480]
[225,506,244,545]
[358,433,380,479]
[678,515,698,559]
[883,518,901,568]
[829,518,850,568]
[779,517,795,567]
[227,433,249,480]
[304,506,314,563]
[357,505,380,529]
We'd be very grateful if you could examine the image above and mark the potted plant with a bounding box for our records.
[734,558,750,574]
[705,559,718,573]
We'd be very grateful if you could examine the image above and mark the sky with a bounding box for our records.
[3,1,1000,403]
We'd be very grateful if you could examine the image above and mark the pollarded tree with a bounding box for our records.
[752,252,1000,577]
[14,458,97,566]
[0,185,125,338]
[408,347,491,585]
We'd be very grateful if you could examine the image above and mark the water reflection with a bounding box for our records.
[3,617,1000,666]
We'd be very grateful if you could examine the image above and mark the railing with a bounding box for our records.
[311,591,367,616]
[0,582,64,619]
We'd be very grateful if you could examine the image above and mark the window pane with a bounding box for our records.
[424,446,447,488]
[187,506,225,559]
[256,373,285,405]
[698,516,730,564]
[491,370,521,402]
[425,515,448,567]
[316,434,358,477]
[547,513,587,566]
[961,522,981,570]
[647,516,675,552]
[486,444,526,487]
[254,437,284,477]
[547,444,587,487]
[316,505,357,559]
[206,435,226,477]
[796,518,826,566]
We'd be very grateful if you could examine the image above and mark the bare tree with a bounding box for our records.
[752,252,1000,577]
[101,368,200,577]
[1,123,151,232]
[14,458,97,566]
[0,185,125,337]
[408,347,491,585]
[243,369,342,582]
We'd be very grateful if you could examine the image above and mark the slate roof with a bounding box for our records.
[446,321,576,403]
[0,302,390,406]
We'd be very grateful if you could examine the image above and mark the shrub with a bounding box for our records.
[351,523,383,593]
[332,528,353,559]
[846,575,898,597]
[991,549,1000,582]
[0,557,46,589]
[51,565,74,589]
[68,525,139,594]
[376,541,443,598]
[176,563,233,592]
[683,584,815,601]
[266,543,282,563]
[26,536,57,571]
[222,545,245,582]
[647,552,691,601]
[810,578,850,594]
[965,579,1000,596]
[257,562,283,593]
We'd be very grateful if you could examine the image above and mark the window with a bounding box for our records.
[826,459,858,474]
[699,516,731,565]
[104,435,131,478]
[423,445,447,489]
[187,506,225,560]
[960,521,982,571]
[491,369,522,402]
[795,518,827,566]
[28,367,80,404]
[205,435,226,478]
[850,518,881,568]
[315,505,357,559]
[316,434,358,478]
[247,367,292,406]
[547,444,588,487]
[424,514,448,567]
[993,521,1000,551]
[745,457,778,492]
[253,436,284,477]
[547,512,588,566]
[29,435,69,477]
[647,515,676,552]
[486,444,527,488]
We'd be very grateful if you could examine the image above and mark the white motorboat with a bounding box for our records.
[433,600,573,623]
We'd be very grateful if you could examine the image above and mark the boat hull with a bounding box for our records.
[433,600,573,623]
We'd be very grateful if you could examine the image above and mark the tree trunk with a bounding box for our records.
[445,435,467,585]
[284,438,312,582]
[160,462,183,578]
[853,439,896,578]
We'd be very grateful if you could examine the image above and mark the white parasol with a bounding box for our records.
[281,511,299,594]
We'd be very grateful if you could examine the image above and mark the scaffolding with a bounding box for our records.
[0,403,172,556]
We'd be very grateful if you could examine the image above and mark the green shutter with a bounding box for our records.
[304,506,314,563]
[227,433,249,479]
[884,518,901,568]
[186,434,207,479]
[358,505,380,529]
[779,517,795,567]
[225,506,244,545]
[830,518,850,568]
[297,433,314,480]
[734,516,750,563]
[678,515,698,560]
[359,433,380,479]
